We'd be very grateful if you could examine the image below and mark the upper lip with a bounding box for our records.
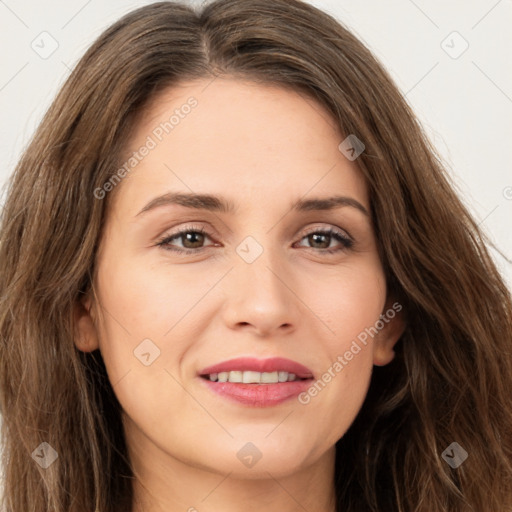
[199,357,314,379]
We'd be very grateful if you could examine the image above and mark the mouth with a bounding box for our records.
[197,357,314,407]
[200,371,310,383]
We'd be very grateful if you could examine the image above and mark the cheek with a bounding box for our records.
[92,250,227,412]
[92,255,202,433]
[95,252,208,345]
[299,354,374,450]
[305,256,386,349]
[295,260,384,435]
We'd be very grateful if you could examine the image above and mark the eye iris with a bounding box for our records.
[183,231,205,249]
[309,232,330,249]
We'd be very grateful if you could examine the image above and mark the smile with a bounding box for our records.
[202,370,306,383]
[198,357,315,407]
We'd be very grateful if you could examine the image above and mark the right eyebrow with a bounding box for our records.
[292,195,370,217]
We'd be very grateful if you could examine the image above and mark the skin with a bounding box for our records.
[74,77,405,512]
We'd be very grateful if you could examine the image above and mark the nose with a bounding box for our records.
[221,246,300,338]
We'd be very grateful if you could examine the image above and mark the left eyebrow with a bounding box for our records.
[135,192,236,216]
[135,192,370,218]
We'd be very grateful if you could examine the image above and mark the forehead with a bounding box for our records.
[111,77,368,216]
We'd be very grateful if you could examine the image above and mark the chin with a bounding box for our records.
[191,436,315,478]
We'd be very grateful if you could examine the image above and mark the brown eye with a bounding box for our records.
[156,226,215,254]
[295,228,353,254]
[156,225,353,256]
[178,231,207,249]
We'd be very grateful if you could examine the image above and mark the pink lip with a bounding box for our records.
[200,379,313,407]
[199,357,314,379]
[198,357,314,408]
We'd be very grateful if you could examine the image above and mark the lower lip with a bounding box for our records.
[199,377,313,407]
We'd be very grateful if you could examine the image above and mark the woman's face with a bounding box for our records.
[76,78,403,480]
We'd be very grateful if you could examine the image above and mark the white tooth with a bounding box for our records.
[228,371,243,383]
[217,372,229,382]
[213,370,296,384]
[260,371,279,383]
[278,371,289,382]
[242,371,261,384]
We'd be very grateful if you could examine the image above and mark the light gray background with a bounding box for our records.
[1,0,511,287]
[2,0,511,288]
[0,0,511,498]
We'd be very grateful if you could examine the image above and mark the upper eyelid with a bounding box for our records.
[300,224,352,240]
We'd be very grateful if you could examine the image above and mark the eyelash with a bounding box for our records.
[156,223,354,256]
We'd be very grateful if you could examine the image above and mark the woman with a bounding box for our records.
[1,0,511,511]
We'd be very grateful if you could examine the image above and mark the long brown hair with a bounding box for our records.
[1,1,511,510]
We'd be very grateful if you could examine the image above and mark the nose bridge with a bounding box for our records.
[222,232,298,334]
[236,232,290,301]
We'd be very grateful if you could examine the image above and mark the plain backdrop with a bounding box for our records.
[0,0,511,494]
[1,0,511,289]
[1,0,511,288]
